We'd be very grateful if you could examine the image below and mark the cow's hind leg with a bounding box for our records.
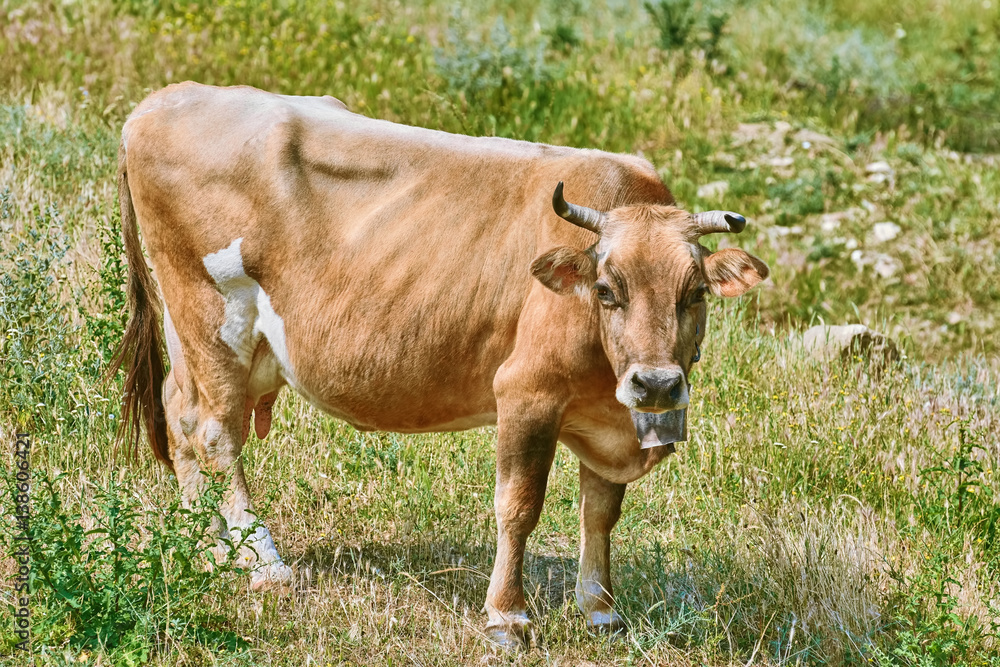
[162,304,292,592]
[577,462,626,633]
[485,405,558,647]
[164,368,205,508]
[164,368,231,562]
[195,384,291,591]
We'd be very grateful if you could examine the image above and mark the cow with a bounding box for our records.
[110,82,768,646]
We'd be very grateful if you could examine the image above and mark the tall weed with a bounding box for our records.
[0,469,255,658]
[885,423,1000,665]
[0,194,84,435]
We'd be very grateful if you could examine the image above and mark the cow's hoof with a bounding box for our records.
[585,609,625,636]
[250,562,294,594]
[488,626,525,650]
[486,620,533,650]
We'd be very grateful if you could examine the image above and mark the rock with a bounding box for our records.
[865,161,895,187]
[766,225,804,243]
[697,180,730,200]
[801,324,900,366]
[769,156,794,168]
[865,161,893,174]
[850,249,866,271]
[710,152,738,169]
[731,122,771,145]
[793,129,838,149]
[731,122,791,153]
[871,221,901,243]
[850,250,902,279]
[873,254,901,279]
[818,208,865,234]
[773,121,793,135]
[820,215,842,233]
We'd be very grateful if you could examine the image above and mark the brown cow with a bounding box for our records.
[111,82,768,646]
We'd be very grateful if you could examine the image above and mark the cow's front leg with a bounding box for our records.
[577,462,626,632]
[485,415,558,647]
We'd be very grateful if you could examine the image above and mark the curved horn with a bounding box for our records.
[693,210,747,235]
[552,181,607,234]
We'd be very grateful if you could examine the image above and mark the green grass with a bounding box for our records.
[1,0,999,664]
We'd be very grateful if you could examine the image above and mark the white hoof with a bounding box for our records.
[485,610,534,649]
[585,609,625,634]
[251,562,294,593]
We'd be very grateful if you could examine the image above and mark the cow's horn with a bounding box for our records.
[552,181,606,234]
[693,210,747,235]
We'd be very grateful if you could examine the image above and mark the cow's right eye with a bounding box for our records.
[594,283,618,307]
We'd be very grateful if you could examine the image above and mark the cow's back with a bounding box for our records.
[122,82,669,432]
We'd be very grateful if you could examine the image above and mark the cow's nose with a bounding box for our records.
[621,367,689,411]
[630,374,649,399]
[632,368,681,398]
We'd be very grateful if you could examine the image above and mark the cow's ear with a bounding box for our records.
[531,246,596,295]
[703,248,769,298]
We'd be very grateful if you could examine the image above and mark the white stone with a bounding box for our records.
[872,222,901,243]
[697,180,730,200]
[866,161,893,174]
[873,254,901,279]
[801,324,900,366]
[793,129,838,148]
[818,208,864,233]
[710,152,737,169]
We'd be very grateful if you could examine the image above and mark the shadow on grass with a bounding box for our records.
[293,539,578,615]
[278,536,877,661]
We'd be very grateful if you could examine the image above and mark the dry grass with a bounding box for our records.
[1,0,1000,664]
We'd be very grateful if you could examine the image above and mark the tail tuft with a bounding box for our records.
[106,144,173,470]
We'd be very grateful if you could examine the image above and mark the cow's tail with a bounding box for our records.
[106,144,173,471]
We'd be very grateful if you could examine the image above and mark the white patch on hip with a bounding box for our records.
[202,238,296,387]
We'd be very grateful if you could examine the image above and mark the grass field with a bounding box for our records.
[1,0,999,664]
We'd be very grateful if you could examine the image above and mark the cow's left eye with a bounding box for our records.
[594,283,618,307]
[688,286,708,306]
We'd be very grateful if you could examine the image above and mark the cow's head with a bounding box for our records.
[531,182,769,448]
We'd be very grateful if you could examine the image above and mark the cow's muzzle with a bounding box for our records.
[616,364,689,412]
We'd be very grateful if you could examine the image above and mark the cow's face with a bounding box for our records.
[531,183,768,448]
